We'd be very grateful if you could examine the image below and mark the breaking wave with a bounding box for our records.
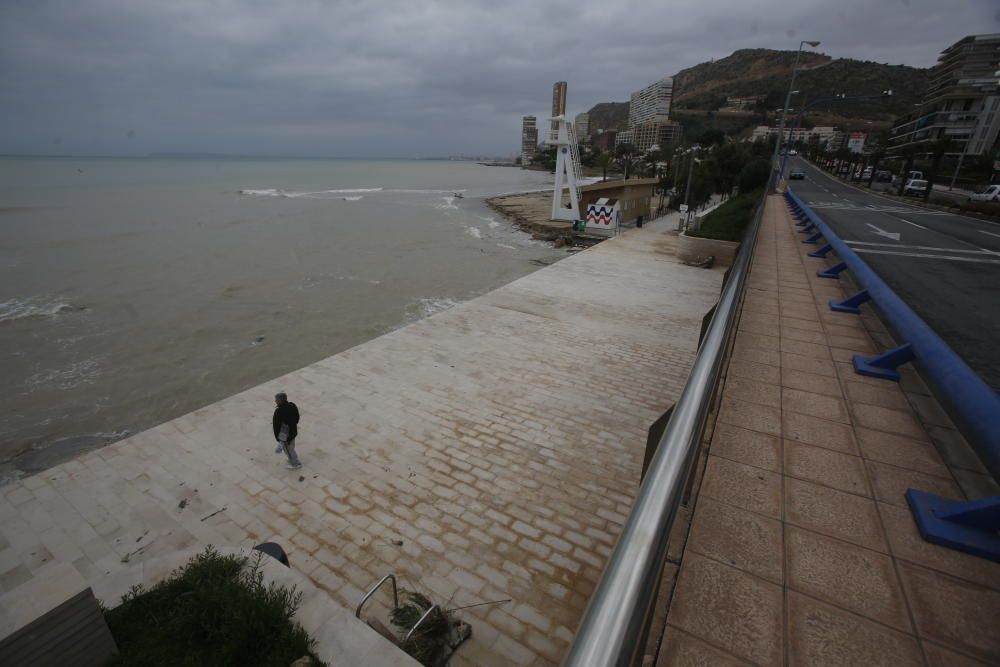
[465,226,483,239]
[240,187,467,199]
[0,297,79,324]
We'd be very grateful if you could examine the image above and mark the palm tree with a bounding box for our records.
[866,149,885,188]
[595,152,613,182]
[615,143,637,180]
[922,139,957,200]
[894,143,921,195]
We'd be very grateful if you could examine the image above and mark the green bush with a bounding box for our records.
[738,158,771,193]
[687,190,762,242]
[104,547,322,667]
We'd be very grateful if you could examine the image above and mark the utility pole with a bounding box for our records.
[770,40,821,188]
[682,146,700,229]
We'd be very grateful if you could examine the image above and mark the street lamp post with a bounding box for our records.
[682,146,701,229]
[770,40,821,188]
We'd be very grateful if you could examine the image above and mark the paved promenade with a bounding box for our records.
[0,215,723,665]
[652,195,1000,666]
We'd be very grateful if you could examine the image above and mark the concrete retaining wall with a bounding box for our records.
[675,231,740,267]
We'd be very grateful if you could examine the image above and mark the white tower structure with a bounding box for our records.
[546,115,583,222]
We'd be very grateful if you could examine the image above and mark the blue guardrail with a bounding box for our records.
[785,188,1000,561]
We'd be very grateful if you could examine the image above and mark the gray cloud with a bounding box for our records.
[2,0,997,157]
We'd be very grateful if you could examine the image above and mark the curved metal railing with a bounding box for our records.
[562,192,768,666]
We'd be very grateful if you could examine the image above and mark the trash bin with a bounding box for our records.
[636,215,644,228]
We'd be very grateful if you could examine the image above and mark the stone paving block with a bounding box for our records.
[877,502,1000,591]
[781,351,837,378]
[897,561,1000,664]
[926,426,988,474]
[667,552,783,666]
[782,411,858,454]
[785,526,911,632]
[709,423,780,472]
[782,388,851,424]
[728,359,781,385]
[656,625,751,667]
[844,381,911,412]
[780,338,832,359]
[686,497,783,584]
[855,428,949,477]
[779,326,827,345]
[951,468,1000,500]
[784,478,886,552]
[922,641,993,667]
[700,456,782,519]
[786,591,923,666]
[784,441,870,497]
[780,367,842,398]
[718,398,782,437]
[722,377,781,409]
[851,403,928,441]
[866,461,963,507]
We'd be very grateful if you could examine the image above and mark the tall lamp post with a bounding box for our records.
[770,40,821,187]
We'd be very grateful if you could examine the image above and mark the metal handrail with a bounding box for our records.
[562,192,768,666]
[404,604,440,641]
[356,573,399,619]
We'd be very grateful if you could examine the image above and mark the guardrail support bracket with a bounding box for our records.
[798,223,816,234]
[803,232,823,245]
[830,289,870,313]
[817,261,847,279]
[808,244,833,258]
[905,489,1000,562]
[853,343,914,381]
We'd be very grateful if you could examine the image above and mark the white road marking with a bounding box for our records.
[895,218,927,230]
[852,248,1000,264]
[979,229,1000,239]
[844,241,995,255]
[866,223,901,241]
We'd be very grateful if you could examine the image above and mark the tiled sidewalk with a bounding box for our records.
[655,195,1000,666]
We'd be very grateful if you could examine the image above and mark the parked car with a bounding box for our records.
[969,185,1000,202]
[876,170,893,182]
[788,149,798,156]
[902,179,929,197]
[862,167,873,180]
[789,168,805,180]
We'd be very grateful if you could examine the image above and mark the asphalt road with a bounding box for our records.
[786,157,1000,393]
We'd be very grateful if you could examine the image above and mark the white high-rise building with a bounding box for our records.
[574,113,590,141]
[629,78,673,127]
[521,116,538,165]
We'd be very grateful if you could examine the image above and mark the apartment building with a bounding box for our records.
[889,33,1000,156]
[616,77,682,152]
[521,115,538,165]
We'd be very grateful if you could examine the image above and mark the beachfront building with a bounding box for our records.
[521,115,538,165]
[751,125,843,148]
[616,77,682,153]
[579,177,659,226]
[552,81,568,140]
[889,33,1000,157]
[592,129,618,152]
[575,113,590,142]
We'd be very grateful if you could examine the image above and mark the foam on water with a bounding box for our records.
[342,196,363,201]
[0,297,77,324]
[465,226,483,239]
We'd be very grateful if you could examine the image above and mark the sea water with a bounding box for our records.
[0,157,558,479]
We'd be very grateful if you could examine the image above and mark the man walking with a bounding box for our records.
[272,392,301,469]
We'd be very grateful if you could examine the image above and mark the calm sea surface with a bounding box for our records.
[0,157,558,480]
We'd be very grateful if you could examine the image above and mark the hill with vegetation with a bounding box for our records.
[672,48,929,121]
[585,102,630,132]
[583,48,929,142]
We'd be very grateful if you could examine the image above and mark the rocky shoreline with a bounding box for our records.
[484,191,580,245]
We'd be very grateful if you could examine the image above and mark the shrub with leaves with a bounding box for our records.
[103,547,322,667]
[390,591,452,666]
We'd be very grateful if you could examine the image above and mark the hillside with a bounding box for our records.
[671,48,928,121]
[585,102,630,132]
[583,48,929,139]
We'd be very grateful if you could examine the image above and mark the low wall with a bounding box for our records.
[675,231,740,267]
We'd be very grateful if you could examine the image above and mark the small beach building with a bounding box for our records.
[578,177,658,226]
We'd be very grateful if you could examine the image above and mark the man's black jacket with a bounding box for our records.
[273,402,300,441]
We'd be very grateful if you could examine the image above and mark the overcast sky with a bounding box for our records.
[2,0,997,158]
